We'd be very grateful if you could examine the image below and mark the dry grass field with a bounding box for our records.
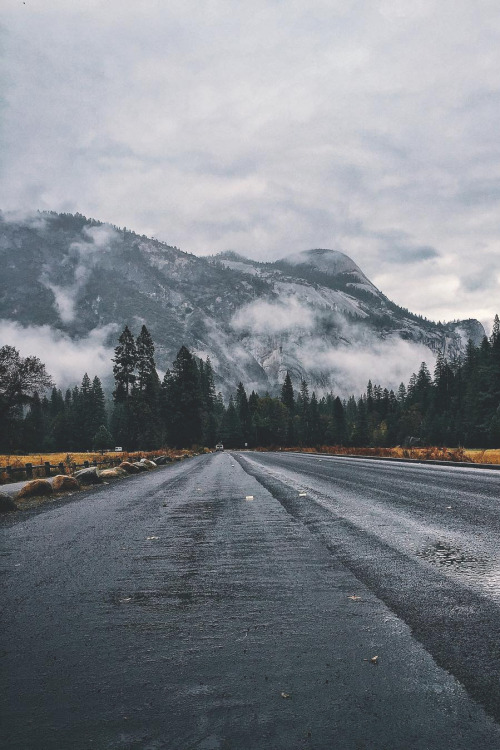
[2,445,499,485]
[0,448,200,483]
[277,445,500,464]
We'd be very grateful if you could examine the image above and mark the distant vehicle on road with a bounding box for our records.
[215,443,224,452]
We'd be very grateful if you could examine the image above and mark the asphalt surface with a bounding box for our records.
[2,452,500,749]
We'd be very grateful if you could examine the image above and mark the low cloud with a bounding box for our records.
[231,296,436,396]
[40,224,118,323]
[0,320,117,388]
[300,336,435,397]
[381,243,439,264]
[231,297,315,334]
[1,209,48,230]
[2,2,500,324]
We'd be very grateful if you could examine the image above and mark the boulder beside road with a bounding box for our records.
[52,475,79,492]
[100,467,128,479]
[0,491,17,512]
[140,459,157,469]
[119,461,141,474]
[16,479,53,499]
[74,467,102,485]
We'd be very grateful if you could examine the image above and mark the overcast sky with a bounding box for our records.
[2,0,500,328]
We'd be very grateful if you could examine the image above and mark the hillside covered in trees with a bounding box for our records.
[0,211,485,396]
[2,316,500,453]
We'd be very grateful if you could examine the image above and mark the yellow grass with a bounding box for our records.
[0,448,200,483]
[0,448,197,468]
[274,445,500,464]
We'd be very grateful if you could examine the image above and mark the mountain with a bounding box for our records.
[0,211,485,394]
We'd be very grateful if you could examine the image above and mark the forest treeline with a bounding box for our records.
[2,316,500,452]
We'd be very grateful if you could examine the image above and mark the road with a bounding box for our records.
[2,451,500,749]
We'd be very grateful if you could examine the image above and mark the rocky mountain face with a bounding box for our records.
[0,211,485,395]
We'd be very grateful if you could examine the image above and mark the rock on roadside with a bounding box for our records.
[119,461,141,474]
[100,467,128,479]
[52,475,80,492]
[140,459,157,469]
[0,491,18,512]
[74,467,103,485]
[16,479,53,499]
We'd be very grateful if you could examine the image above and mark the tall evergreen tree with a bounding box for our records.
[23,391,45,451]
[220,396,244,447]
[164,346,203,447]
[280,372,295,411]
[112,325,137,402]
[136,325,156,393]
[235,382,251,443]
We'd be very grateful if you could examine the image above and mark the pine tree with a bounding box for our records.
[93,424,113,452]
[296,380,310,444]
[164,346,203,447]
[236,382,251,444]
[280,372,295,411]
[220,396,244,447]
[136,325,156,393]
[23,392,45,451]
[331,396,347,444]
[199,358,218,447]
[133,327,161,448]
[352,398,369,447]
[309,392,322,445]
[113,325,137,402]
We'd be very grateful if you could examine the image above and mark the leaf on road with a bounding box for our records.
[348,595,362,601]
[281,692,291,699]
[364,655,379,665]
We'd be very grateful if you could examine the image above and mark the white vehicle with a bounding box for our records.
[215,443,224,452]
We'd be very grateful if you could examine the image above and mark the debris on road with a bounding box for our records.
[146,536,160,540]
[364,655,379,665]
[299,491,307,497]
[245,495,254,501]
[348,595,362,601]
[280,692,291,699]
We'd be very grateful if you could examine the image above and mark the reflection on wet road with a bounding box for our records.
[239,452,500,601]
[2,451,500,749]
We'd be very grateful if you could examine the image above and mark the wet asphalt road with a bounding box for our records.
[2,452,500,749]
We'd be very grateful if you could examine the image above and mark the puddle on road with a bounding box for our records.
[416,542,491,582]
[414,540,500,604]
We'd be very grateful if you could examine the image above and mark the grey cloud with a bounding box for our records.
[382,244,439,264]
[0,320,117,387]
[460,268,499,294]
[40,224,119,323]
[1,0,500,325]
